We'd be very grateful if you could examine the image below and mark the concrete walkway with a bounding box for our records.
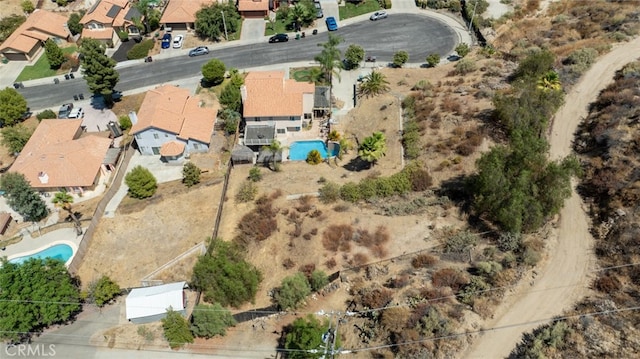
[1,226,85,265]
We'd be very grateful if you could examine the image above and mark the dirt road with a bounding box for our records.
[462,37,640,359]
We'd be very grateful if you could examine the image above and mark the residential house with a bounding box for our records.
[160,0,213,31]
[237,0,269,18]
[0,10,71,61]
[126,282,188,324]
[130,85,218,161]
[80,0,142,47]
[9,120,116,193]
[241,71,314,146]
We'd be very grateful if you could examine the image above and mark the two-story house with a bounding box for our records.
[130,85,218,162]
[0,10,71,61]
[80,0,142,47]
[240,71,315,146]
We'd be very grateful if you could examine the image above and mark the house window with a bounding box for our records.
[164,134,169,137]
[89,23,104,30]
[304,113,312,119]
[290,117,296,121]
[153,133,159,139]
[152,147,160,155]
[277,128,286,134]
[193,143,200,150]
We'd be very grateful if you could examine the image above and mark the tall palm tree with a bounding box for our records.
[52,190,82,235]
[537,70,561,92]
[262,140,285,171]
[358,132,387,167]
[358,70,390,98]
[315,34,343,84]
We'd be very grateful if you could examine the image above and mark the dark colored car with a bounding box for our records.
[325,17,338,31]
[161,33,172,49]
[314,2,323,18]
[188,46,210,57]
[58,103,73,119]
[269,33,289,43]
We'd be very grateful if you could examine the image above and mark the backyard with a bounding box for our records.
[16,45,78,82]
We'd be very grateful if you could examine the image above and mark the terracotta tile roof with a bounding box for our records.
[159,141,185,156]
[81,27,114,40]
[161,0,213,24]
[10,120,112,189]
[238,0,269,12]
[131,85,217,144]
[0,10,70,54]
[81,0,132,26]
[242,71,315,117]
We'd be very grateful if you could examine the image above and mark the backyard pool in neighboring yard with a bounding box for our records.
[8,243,74,265]
[289,140,339,161]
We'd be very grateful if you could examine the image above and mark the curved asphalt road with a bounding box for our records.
[18,14,457,111]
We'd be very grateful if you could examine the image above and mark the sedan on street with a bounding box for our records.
[370,11,388,21]
[188,46,209,57]
[269,33,289,43]
[325,16,338,31]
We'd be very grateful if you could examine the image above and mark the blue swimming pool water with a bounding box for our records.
[9,244,74,265]
[289,140,339,161]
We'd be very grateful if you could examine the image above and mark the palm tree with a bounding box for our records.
[299,67,323,84]
[537,70,561,92]
[315,34,343,84]
[358,132,387,167]
[133,0,153,34]
[52,190,82,235]
[358,70,390,98]
[262,140,285,171]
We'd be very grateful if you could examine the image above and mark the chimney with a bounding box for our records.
[38,172,49,184]
[129,111,138,124]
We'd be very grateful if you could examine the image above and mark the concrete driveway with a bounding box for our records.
[82,107,118,132]
[319,0,340,27]
[241,18,266,41]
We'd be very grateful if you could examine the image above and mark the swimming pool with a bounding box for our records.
[8,243,74,265]
[289,140,340,161]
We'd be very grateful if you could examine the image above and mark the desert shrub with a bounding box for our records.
[386,274,411,288]
[521,247,541,266]
[125,166,157,199]
[455,43,470,57]
[456,141,476,156]
[564,47,598,75]
[474,261,503,281]
[182,162,201,187]
[497,232,522,252]
[426,54,440,67]
[393,51,409,68]
[443,230,477,253]
[235,196,278,244]
[457,275,490,305]
[340,182,361,202]
[275,273,311,310]
[593,275,622,293]
[36,109,56,120]
[352,253,370,266]
[402,120,421,160]
[296,195,313,212]
[306,149,323,165]
[248,166,262,182]
[361,288,393,309]
[412,80,433,91]
[309,270,329,292]
[409,167,433,191]
[411,253,438,268]
[455,58,477,75]
[511,321,572,358]
[381,307,411,332]
[235,181,257,202]
[354,226,390,249]
[333,204,350,212]
[416,306,452,337]
[283,258,296,269]
[432,268,468,291]
[127,39,154,60]
[322,224,353,252]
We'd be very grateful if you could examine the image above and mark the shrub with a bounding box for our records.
[275,273,311,310]
[117,31,129,41]
[125,165,157,199]
[118,115,132,130]
[36,109,56,120]
[340,182,361,202]
[87,275,120,307]
[411,253,438,268]
[202,58,226,86]
[565,47,598,75]
[455,43,470,58]
[344,44,365,70]
[318,182,340,203]
[309,270,329,292]
[248,166,262,182]
[162,309,193,349]
[322,224,353,252]
[306,149,323,165]
[235,196,278,244]
[361,288,393,308]
[21,1,35,14]
[497,232,521,252]
[126,39,154,60]
[455,58,477,75]
[236,181,257,202]
[393,51,409,68]
[457,276,489,305]
[409,168,433,191]
[432,268,468,291]
[443,230,477,253]
[182,162,201,187]
[426,53,440,67]
[191,303,236,338]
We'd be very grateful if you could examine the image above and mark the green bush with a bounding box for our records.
[565,47,598,75]
[309,270,329,292]
[37,109,57,121]
[88,275,120,307]
[306,149,323,165]
[426,53,440,67]
[127,39,154,60]
[125,165,157,199]
[340,182,361,203]
[118,115,132,130]
[202,58,226,86]
[162,309,193,349]
[236,180,257,202]
[457,275,489,305]
[455,58,477,74]
[318,182,341,203]
[275,273,311,310]
[444,230,477,253]
[249,166,262,182]
[117,31,129,41]
[455,43,470,58]
[191,303,236,338]
[182,162,201,187]
[393,50,409,68]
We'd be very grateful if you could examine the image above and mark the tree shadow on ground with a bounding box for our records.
[342,157,370,172]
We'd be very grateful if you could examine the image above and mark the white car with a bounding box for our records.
[68,107,84,119]
[370,11,388,21]
[172,34,184,49]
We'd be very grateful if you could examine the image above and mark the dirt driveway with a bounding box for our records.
[462,35,640,359]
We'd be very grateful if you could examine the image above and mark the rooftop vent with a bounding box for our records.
[38,171,49,184]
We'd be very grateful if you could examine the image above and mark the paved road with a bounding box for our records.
[18,14,458,111]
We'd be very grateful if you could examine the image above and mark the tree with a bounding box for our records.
[306,149,323,165]
[45,39,65,70]
[219,83,241,111]
[191,240,262,307]
[393,50,409,68]
[87,275,121,307]
[133,0,152,34]
[344,44,365,70]
[262,140,285,171]
[202,58,226,86]
[21,0,35,14]
[0,258,81,342]
[1,125,33,153]
[315,34,343,84]
[0,172,49,222]
[191,303,236,338]
[52,190,82,235]
[284,315,332,359]
[358,131,387,167]
[219,109,240,134]
[182,162,201,187]
[287,1,315,29]
[125,165,157,199]
[67,13,83,36]
[0,87,28,127]
[195,3,241,41]
[118,115,132,130]
[309,270,329,292]
[80,39,119,105]
[275,273,311,310]
[426,53,440,67]
[358,70,390,98]
[455,43,470,58]
[0,15,26,42]
[161,308,193,349]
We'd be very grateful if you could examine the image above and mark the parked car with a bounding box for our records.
[172,34,184,49]
[370,10,388,21]
[269,33,289,43]
[161,33,171,49]
[314,2,323,18]
[58,103,73,119]
[325,16,338,31]
[188,46,209,57]
[68,107,84,119]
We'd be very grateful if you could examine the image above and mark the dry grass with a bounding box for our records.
[111,93,146,118]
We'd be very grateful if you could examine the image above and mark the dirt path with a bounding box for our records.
[462,37,640,359]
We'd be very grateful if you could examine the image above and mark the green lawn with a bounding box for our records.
[16,46,78,82]
[339,0,382,20]
[265,20,289,36]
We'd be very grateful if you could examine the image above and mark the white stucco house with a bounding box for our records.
[126,281,188,324]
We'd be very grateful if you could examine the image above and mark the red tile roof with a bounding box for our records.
[242,71,315,117]
[161,0,213,24]
[0,10,70,54]
[238,0,269,12]
[159,141,185,156]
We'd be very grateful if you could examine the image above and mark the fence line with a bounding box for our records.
[68,145,135,274]
[140,241,206,286]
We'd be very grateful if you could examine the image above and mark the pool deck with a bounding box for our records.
[1,227,85,266]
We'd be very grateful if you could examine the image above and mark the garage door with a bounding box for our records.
[2,52,27,61]
[243,11,266,18]
[166,22,188,31]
